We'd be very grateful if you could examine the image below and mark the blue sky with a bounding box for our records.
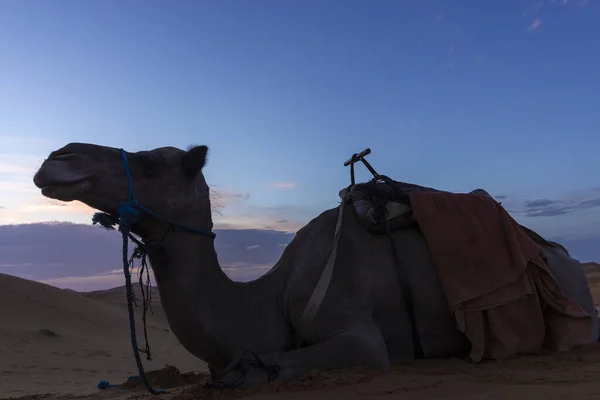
[1,0,599,288]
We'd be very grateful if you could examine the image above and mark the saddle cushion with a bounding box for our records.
[342,179,492,234]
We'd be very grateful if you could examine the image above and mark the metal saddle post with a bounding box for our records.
[343,148,381,186]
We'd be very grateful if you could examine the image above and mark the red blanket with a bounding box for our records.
[410,191,591,361]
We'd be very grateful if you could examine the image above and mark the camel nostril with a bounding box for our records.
[50,153,76,161]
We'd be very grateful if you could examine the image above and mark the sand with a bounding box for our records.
[2,262,600,400]
[0,274,202,398]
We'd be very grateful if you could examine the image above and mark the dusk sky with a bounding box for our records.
[1,0,599,290]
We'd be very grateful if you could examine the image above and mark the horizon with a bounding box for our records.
[2,221,599,293]
[1,0,599,290]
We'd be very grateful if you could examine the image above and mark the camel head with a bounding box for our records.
[33,142,211,233]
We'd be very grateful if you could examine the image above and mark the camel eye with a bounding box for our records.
[135,151,165,174]
[139,157,163,177]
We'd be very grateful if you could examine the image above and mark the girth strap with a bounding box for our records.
[295,187,354,348]
[372,177,424,359]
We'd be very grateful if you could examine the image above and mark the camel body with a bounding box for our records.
[33,143,599,387]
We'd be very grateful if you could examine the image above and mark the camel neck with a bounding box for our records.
[143,230,290,371]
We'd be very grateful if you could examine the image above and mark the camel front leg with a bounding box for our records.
[211,324,390,388]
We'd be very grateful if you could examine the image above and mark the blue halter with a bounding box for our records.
[93,148,215,395]
[117,148,216,238]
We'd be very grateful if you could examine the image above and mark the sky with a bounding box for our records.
[1,0,599,290]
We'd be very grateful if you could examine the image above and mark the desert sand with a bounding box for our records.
[2,262,600,400]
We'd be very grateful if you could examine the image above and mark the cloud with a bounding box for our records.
[0,195,95,225]
[0,152,97,225]
[0,163,37,176]
[436,14,444,22]
[463,187,600,241]
[496,187,600,241]
[524,200,569,217]
[39,270,128,292]
[448,46,455,55]
[499,187,600,218]
[210,186,251,204]
[40,265,157,291]
[0,222,295,290]
[269,182,298,189]
[19,200,92,213]
[2,202,600,292]
[213,201,319,233]
[0,154,46,177]
[207,186,251,216]
[517,189,600,217]
[214,218,306,233]
[0,178,38,194]
[529,18,543,30]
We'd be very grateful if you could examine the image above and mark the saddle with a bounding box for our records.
[341,176,565,254]
[340,177,473,234]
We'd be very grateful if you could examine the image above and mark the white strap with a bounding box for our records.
[295,187,352,348]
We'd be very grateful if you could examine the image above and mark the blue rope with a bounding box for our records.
[133,202,215,238]
[97,380,118,390]
[93,148,216,395]
[121,218,165,394]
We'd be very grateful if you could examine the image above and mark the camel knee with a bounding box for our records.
[335,330,391,370]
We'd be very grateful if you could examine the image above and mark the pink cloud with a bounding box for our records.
[214,217,305,233]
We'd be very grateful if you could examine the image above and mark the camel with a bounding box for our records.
[33,142,599,388]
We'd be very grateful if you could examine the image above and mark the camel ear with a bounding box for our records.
[182,145,208,177]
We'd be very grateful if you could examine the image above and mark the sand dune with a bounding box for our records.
[84,285,168,324]
[3,263,600,399]
[584,262,600,309]
[0,273,205,398]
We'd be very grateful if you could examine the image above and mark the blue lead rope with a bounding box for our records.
[94,148,216,395]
